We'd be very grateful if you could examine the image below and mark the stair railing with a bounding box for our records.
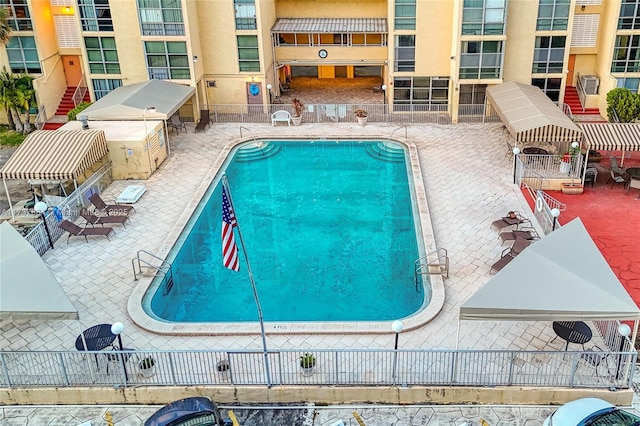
[34,105,47,130]
[72,74,88,107]
[560,103,573,121]
[575,73,586,113]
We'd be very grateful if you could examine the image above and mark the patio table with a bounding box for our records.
[552,321,592,351]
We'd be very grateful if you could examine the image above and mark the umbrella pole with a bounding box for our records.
[3,178,15,222]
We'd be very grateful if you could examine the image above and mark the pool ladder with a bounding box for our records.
[414,248,449,291]
[132,250,175,295]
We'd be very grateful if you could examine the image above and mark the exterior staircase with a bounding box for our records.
[563,86,601,115]
[42,87,90,130]
[55,86,89,116]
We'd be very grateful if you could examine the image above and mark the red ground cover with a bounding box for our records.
[523,151,640,306]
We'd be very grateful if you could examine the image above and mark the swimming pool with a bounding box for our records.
[143,140,429,324]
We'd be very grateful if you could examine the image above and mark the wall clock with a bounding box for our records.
[318,49,328,59]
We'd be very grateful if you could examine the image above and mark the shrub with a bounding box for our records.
[0,126,27,146]
[67,102,92,121]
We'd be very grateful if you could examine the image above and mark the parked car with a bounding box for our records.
[543,397,640,426]
[144,397,233,426]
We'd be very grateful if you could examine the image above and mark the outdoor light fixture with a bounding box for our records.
[34,201,54,249]
[381,84,387,107]
[266,83,273,104]
[193,56,198,63]
[391,320,404,384]
[110,322,129,382]
[617,323,632,380]
[551,208,560,231]
[512,147,521,184]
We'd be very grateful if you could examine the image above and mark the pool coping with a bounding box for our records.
[128,135,445,335]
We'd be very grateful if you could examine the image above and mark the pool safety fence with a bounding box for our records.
[25,162,113,256]
[0,347,635,390]
[185,104,502,125]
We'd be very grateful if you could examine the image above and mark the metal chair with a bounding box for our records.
[169,114,187,134]
[580,345,612,377]
[584,167,598,188]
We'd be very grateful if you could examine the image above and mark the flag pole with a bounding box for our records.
[221,175,272,388]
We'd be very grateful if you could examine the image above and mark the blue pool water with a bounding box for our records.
[148,141,427,322]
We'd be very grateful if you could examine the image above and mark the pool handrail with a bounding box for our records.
[239,126,257,144]
[390,125,408,140]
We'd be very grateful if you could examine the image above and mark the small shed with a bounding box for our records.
[59,120,165,180]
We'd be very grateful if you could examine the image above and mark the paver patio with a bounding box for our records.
[0,122,617,357]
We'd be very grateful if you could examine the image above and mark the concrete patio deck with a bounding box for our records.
[2,122,551,355]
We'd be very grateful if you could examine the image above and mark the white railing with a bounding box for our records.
[24,162,113,255]
[202,104,453,124]
[458,104,501,123]
[0,346,635,390]
[71,74,88,107]
[575,73,587,113]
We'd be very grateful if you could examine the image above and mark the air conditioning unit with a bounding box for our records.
[580,75,600,95]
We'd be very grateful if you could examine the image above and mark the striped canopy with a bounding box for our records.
[580,123,640,151]
[486,81,582,144]
[0,130,108,181]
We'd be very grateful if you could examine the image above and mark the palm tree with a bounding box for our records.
[14,74,36,133]
[0,67,17,130]
[0,7,12,46]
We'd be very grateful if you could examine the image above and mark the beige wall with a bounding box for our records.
[0,385,634,407]
[275,0,386,17]
[504,1,539,84]
[60,121,166,180]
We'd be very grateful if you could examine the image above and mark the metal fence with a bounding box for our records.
[191,103,502,125]
[0,347,635,390]
[24,162,113,255]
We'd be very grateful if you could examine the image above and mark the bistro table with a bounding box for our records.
[75,323,117,351]
[552,321,592,351]
[626,167,640,180]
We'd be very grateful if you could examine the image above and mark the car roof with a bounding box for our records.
[550,398,614,425]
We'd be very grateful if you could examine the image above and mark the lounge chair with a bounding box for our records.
[499,227,539,245]
[80,208,129,228]
[490,237,532,274]
[59,220,114,243]
[607,157,627,188]
[194,109,210,133]
[169,114,187,134]
[88,193,135,216]
[490,211,530,232]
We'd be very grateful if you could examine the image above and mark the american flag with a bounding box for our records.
[221,185,239,271]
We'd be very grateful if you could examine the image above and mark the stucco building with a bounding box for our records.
[1,0,639,123]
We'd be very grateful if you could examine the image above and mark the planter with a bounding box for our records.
[138,357,156,378]
[216,360,230,380]
[561,182,584,195]
[301,366,315,377]
[139,364,156,378]
[291,116,302,126]
[356,116,368,126]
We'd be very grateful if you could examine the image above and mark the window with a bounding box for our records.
[4,0,32,31]
[138,0,185,36]
[91,79,122,100]
[394,35,415,72]
[395,0,416,30]
[6,36,40,73]
[79,0,113,31]
[145,41,190,79]
[462,0,506,36]
[85,37,120,74]
[532,36,565,73]
[459,84,487,104]
[237,35,260,72]
[234,0,256,30]
[392,77,449,106]
[612,35,640,73]
[532,78,562,102]
[460,40,502,79]
[536,0,570,31]
[619,0,640,30]
[617,77,640,93]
